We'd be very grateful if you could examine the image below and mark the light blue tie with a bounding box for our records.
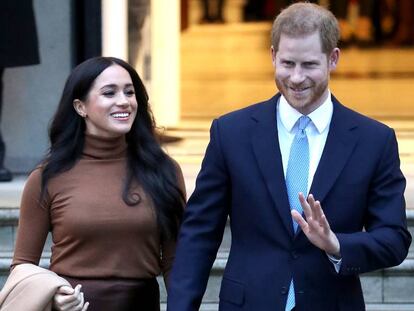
[285,115,311,311]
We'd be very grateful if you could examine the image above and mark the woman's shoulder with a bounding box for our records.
[26,166,44,182]
[166,156,186,197]
[22,165,49,195]
[168,156,181,170]
[165,156,183,178]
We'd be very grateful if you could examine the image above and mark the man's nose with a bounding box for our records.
[290,66,306,84]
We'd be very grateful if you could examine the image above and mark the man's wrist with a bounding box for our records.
[328,251,341,260]
[327,235,341,258]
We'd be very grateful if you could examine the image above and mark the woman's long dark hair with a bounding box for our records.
[41,56,184,240]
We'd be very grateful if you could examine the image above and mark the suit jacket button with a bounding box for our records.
[281,287,288,295]
[292,251,299,259]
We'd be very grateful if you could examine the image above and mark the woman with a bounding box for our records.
[11,57,186,310]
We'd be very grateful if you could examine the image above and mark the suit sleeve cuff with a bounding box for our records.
[326,252,342,273]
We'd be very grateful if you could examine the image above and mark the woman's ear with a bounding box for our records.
[73,99,87,118]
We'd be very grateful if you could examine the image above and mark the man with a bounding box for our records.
[167,3,411,311]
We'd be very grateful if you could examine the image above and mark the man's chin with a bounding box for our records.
[285,96,308,109]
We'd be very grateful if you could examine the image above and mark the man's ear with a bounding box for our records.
[270,45,277,67]
[329,48,340,71]
[73,99,87,118]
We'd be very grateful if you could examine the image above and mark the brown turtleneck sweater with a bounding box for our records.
[12,134,185,285]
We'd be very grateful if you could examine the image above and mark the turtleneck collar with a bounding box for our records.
[82,133,128,159]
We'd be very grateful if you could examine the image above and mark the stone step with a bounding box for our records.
[158,304,414,311]
[2,252,414,307]
[1,177,413,306]
[159,255,414,306]
[366,305,414,311]
[5,208,414,270]
[1,259,413,308]
[2,162,413,306]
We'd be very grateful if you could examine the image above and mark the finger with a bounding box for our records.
[302,195,326,232]
[308,194,318,210]
[319,212,332,234]
[54,293,75,309]
[298,193,311,219]
[82,302,90,311]
[57,285,75,295]
[291,210,309,233]
[315,201,325,222]
[307,195,327,227]
[72,292,85,311]
[306,197,319,223]
[307,193,315,207]
[60,298,79,311]
[310,197,324,221]
[74,284,82,296]
[67,284,82,303]
[58,287,83,311]
[308,198,329,228]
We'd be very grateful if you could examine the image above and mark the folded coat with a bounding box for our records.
[0,263,70,311]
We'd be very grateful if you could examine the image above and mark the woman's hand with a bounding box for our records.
[53,284,89,311]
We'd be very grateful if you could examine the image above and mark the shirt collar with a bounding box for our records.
[278,91,333,134]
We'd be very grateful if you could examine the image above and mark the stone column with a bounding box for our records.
[150,0,181,127]
[102,0,128,60]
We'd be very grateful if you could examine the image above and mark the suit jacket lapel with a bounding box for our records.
[251,95,295,237]
[309,97,359,205]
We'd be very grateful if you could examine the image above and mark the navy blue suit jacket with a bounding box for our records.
[167,94,411,311]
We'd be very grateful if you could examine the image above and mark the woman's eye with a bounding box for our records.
[125,90,135,96]
[103,91,115,97]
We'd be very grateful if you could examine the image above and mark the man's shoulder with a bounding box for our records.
[333,98,391,133]
[216,95,278,125]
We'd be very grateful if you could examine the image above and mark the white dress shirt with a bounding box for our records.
[277,93,332,189]
[276,91,342,272]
